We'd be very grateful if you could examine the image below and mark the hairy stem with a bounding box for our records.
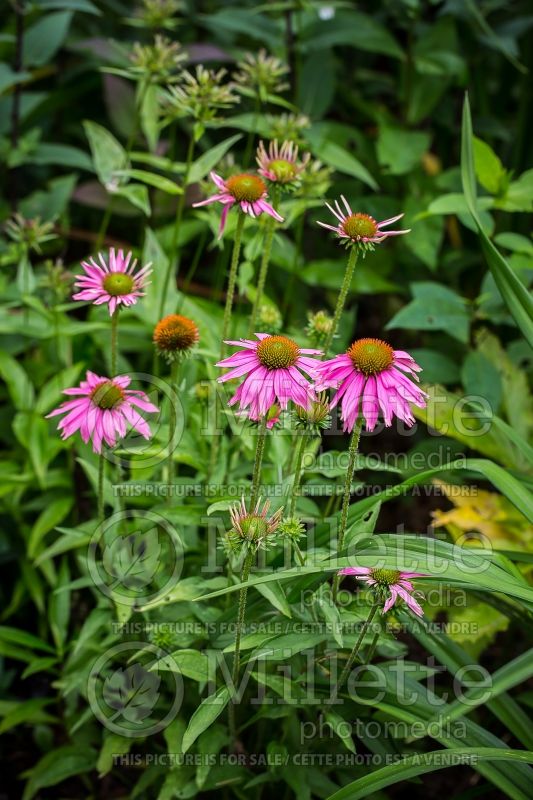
[97,452,105,523]
[248,187,280,335]
[332,419,362,603]
[220,212,245,357]
[250,418,267,506]
[328,602,379,703]
[229,548,254,741]
[110,310,119,377]
[323,246,358,357]
[289,432,307,517]
[167,360,179,501]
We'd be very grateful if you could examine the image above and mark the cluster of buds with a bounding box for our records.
[305,310,333,347]
[293,393,331,433]
[258,304,283,334]
[153,314,199,364]
[129,0,183,30]
[278,516,306,543]
[269,113,311,147]
[234,49,289,102]
[41,259,73,303]
[5,214,57,254]
[129,35,186,84]
[225,497,284,553]
[165,66,239,140]
[296,159,333,199]
[149,623,180,651]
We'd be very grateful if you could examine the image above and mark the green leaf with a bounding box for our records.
[35,363,84,414]
[302,11,404,59]
[307,127,378,190]
[114,169,182,195]
[461,351,502,413]
[24,12,72,67]
[153,649,211,683]
[114,183,150,215]
[474,136,507,195]
[377,126,431,175]
[181,686,230,754]
[22,745,95,800]
[28,497,74,558]
[0,699,56,736]
[83,120,127,186]
[0,64,31,94]
[386,282,470,343]
[325,748,533,800]
[188,134,243,184]
[461,95,533,348]
[0,353,34,409]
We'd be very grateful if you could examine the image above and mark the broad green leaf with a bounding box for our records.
[24,12,72,67]
[22,745,96,800]
[83,120,127,186]
[461,95,533,348]
[377,126,431,175]
[181,686,230,754]
[114,169,182,195]
[307,127,378,189]
[473,136,507,195]
[188,134,242,184]
[386,282,470,343]
[0,353,34,408]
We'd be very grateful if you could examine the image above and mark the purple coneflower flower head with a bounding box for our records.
[46,371,159,454]
[216,334,322,419]
[339,566,425,617]
[315,338,427,432]
[317,196,410,252]
[256,139,310,185]
[72,248,152,315]
[193,171,283,238]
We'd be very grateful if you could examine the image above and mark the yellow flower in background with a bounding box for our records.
[431,480,533,552]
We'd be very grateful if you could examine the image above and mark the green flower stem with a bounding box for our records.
[323,246,358,357]
[250,417,267,506]
[167,360,179,502]
[332,419,362,603]
[229,547,255,741]
[289,432,307,517]
[110,309,119,377]
[329,601,379,703]
[159,133,195,319]
[97,452,105,523]
[220,212,245,358]
[248,187,280,336]
[293,540,306,567]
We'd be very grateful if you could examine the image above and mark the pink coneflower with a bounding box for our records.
[339,566,425,617]
[317,196,410,250]
[216,333,322,419]
[256,139,310,184]
[316,338,427,432]
[46,371,159,454]
[229,496,284,549]
[193,171,283,238]
[73,248,152,315]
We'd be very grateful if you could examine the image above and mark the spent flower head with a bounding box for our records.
[129,35,186,83]
[153,314,199,364]
[234,49,289,101]
[5,213,57,254]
